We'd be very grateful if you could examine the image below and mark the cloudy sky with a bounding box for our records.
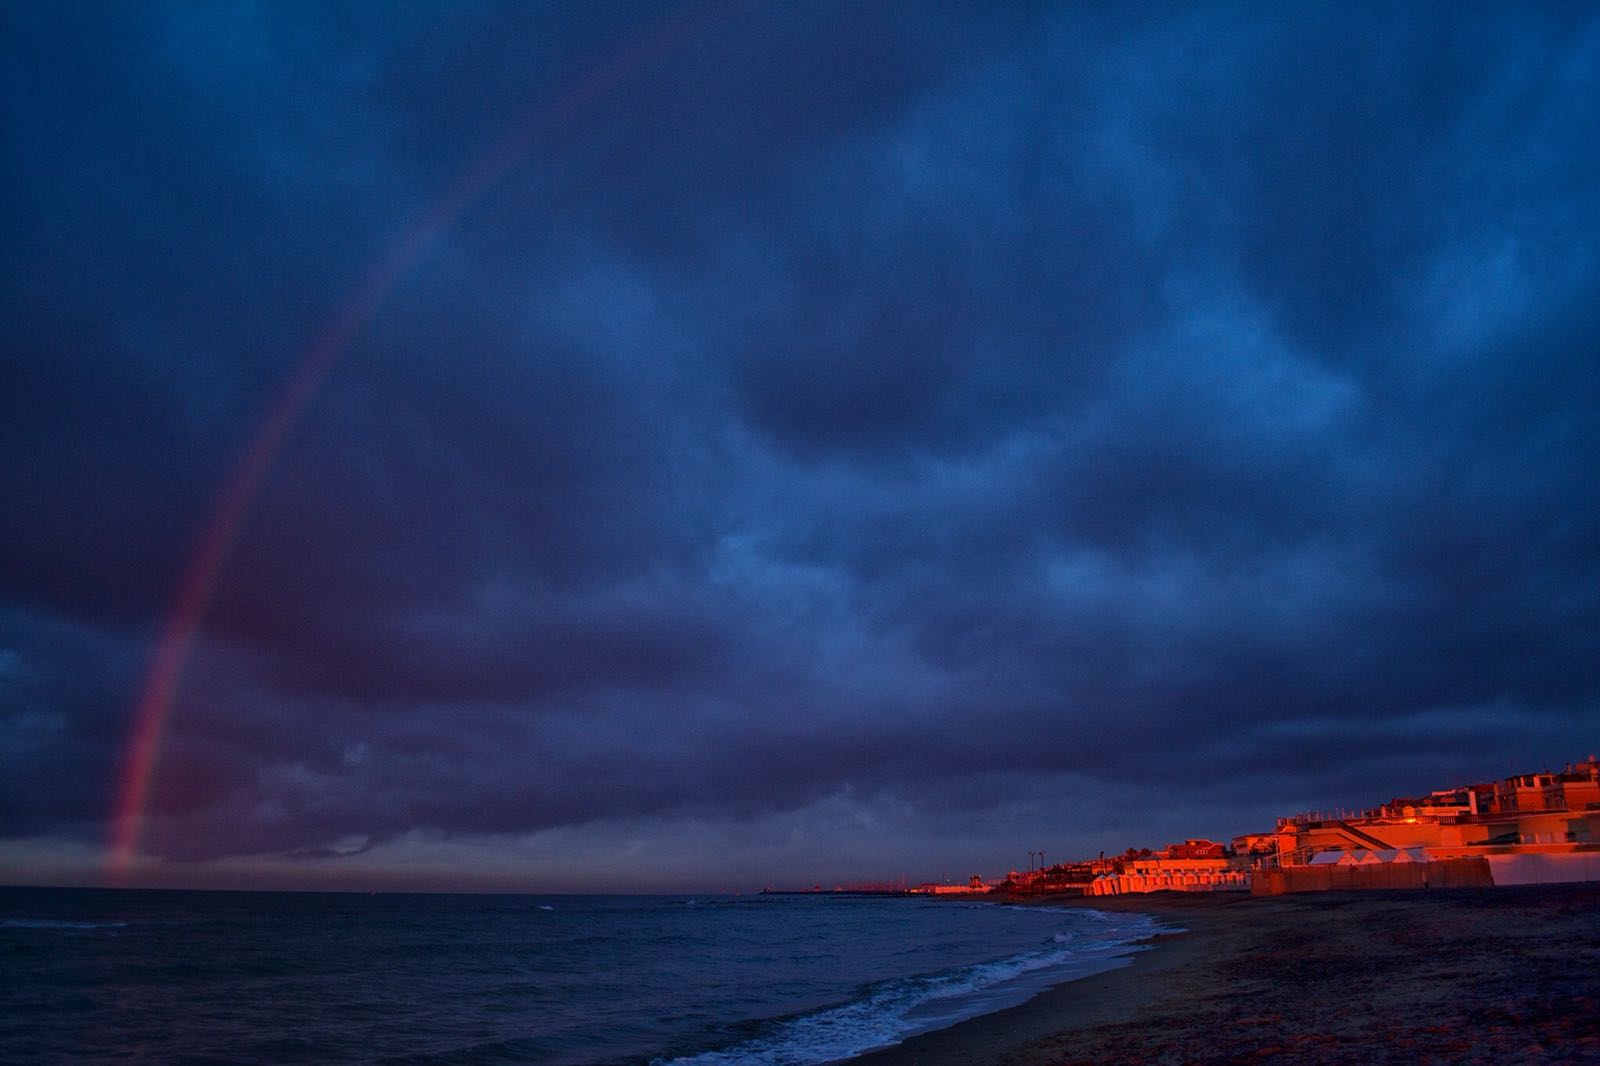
[3,2,1598,892]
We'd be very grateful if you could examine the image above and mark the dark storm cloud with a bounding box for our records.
[2,2,1598,882]
[0,608,137,836]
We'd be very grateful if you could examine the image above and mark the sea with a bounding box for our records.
[0,886,1165,1064]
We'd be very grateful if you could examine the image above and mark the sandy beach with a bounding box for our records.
[857,885,1600,1064]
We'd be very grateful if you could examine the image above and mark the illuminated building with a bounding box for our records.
[1086,839,1250,895]
[1256,755,1600,892]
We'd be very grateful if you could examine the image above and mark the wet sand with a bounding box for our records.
[857,885,1600,1064]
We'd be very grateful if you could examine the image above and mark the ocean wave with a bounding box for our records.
[654,914,1162,1065]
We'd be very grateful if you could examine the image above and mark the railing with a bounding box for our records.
[1277,808,1383,827]
[1256,845,1320,869]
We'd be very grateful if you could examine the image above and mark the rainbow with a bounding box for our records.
[106,2,728,881]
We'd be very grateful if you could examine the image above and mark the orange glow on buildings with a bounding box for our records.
[1255,755,1600,894]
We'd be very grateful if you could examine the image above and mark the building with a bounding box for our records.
[997,860,1110,895]
[1493,756,1600,815]
[1162,838,1226,859]
[909,874,991,895]
[1231,832,1277,858]
[1086,839,1249,895]
[1255,755,1600,892]
[1272,756,1600,863]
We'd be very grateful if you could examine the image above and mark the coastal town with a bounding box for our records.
[771,754,1600,899]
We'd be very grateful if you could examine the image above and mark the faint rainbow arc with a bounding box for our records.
[106,3,727,881]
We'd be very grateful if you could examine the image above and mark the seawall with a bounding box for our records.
[1252,857,1492,895]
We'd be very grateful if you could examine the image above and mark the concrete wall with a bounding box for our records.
[1485,852,1600,885]
[1252,857,1492,896]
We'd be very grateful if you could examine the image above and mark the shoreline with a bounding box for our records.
[854,884,1600,1064]
[853,892,1240,1065]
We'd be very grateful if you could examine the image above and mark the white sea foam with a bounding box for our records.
[655,911,1164,1066]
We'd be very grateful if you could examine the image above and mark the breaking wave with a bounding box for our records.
[656,910,1163,1065]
